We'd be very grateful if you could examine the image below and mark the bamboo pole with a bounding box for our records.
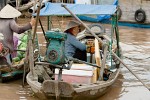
[32,0,43,43]
[28,0,37,79]
[112,52,150,91]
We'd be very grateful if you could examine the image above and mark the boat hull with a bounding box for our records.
[26,67,120,100]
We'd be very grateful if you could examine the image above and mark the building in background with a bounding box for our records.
[75,0,91,4]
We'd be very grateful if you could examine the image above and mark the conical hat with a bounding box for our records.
[0,4,21,18]
[64,20,85,33]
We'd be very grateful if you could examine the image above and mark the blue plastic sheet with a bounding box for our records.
[37,2,117,16]
[78,0,118,22]
[97,0,118,21]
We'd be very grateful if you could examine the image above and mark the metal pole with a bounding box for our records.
[69,57,101,68]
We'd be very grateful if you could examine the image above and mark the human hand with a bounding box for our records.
[86,45,95,54]
[30,18,36,26]
[86,45,91,53]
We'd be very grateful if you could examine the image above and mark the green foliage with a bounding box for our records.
[12,57,20,62]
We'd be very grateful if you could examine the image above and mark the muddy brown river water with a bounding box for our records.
[0,23,150,100]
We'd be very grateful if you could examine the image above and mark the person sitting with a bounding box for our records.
[0,4,35,67]
[64,20,88,61]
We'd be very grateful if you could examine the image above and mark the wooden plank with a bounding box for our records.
[35,65,51,80]
[42,80,75,96]
[92,38,101,83]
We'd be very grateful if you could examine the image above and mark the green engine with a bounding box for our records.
[45,31,67,64]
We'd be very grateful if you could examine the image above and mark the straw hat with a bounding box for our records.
[0,4,21,18]
[64,20,85,33]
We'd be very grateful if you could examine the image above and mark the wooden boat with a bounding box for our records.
[0,34,26,82]
[27,67,120,100]
[0,61,25,82]
[26,2,122,100]
[0,32,39,83]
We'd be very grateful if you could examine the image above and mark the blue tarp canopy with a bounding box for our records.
[78,0,118,22]
[38,2,117,16]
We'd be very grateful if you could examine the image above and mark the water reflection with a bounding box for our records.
[16,85,35,100]
[0,80,39,100]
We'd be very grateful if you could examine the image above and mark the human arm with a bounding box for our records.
[68,34,86,51]
[10,18,35,34]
